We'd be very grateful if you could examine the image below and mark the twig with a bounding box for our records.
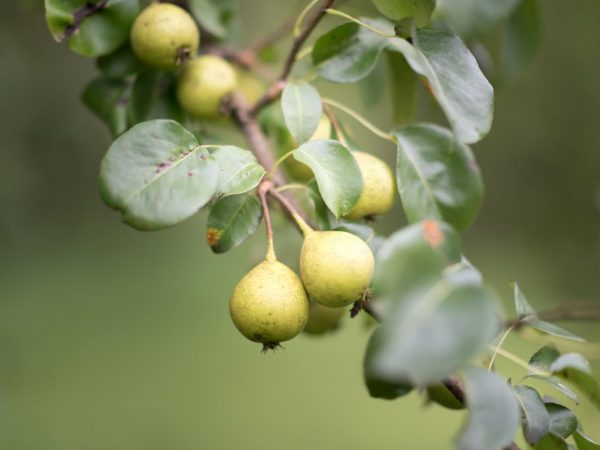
[59,0,108,42]
[251,0,336,114]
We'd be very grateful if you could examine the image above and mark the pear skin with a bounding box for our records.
[130,3,200,71]
[230,260,309,346]
[345,151,395,220]
[300,231,374,307]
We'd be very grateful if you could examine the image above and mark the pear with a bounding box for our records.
[177,55,238,118]
[130,3,200,71]
[236,69,265,105]
[229,259,309,347]
[344,152,395,220]
[300,230,374,308]
[281,116,332,182]
[303,302,345,335]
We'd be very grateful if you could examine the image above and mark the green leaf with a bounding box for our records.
[188,0,236,39]
[500,0,542,79]
[211,146,266,199]
[526,346,579,404]
[99,119,218,230]
[293,140,362,217]
[546,402,577,439]
[372,0,435,27]
[574,429,600,450]
[81,76,129,136]
[45,0,139,58]
[206,194,262,254]
[128,71,184,125]
[446,256,483,286]
[363,328,413,400]
[393,124,484,232]
[313,19,392,83]
[457,367,520,450]
[367,235,498,386]
[386,51,417,125]
[533,434,569,450]
[436,0,521,39]
[514,283,585,342]
[306,180,332,231]
[550,354,600,410]
[281,82,322,145]
[514,385,550,445]
[97,43,143,79]
[374,220,461,299]
[388,30,494,144]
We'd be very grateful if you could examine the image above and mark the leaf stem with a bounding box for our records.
[268,187,314,236]
[322,98,396,143]
[324,9,397,38]
[488,345,549,376]
[322,103,348,147]
[267,149,295,180]
[258,181,277,262]
[488,326,516,371]
[294,0,321,37]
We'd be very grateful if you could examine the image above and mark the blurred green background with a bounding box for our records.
[1,1,599,449]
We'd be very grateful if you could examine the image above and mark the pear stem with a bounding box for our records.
[258,181,277,262]
[267,187,314,236]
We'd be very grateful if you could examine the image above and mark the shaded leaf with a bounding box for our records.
[188,0,234,39]
[99,120,218,230]
[45,0,139,57]
[97,43,143,79]
[373,0,435,26]
[533,434,569,450]
[546,402,577,439]
[514,385,550,445]
[501,0,542,79]
[386,51,417,125]
[457,367,520,450]
[550,354,600,409]
[293,140,362,217]
[526,345,579,404]
[574,429,600,450]
[394,124,483,232]
[388,30,494,144]
[306,180,332,231]
[128,71,184,125]
[436,0,520,39]
[313,19,392,83]
[82,76,129,136]
[281,82,322,145]
[211,146,265,199]
[206,194,262,254]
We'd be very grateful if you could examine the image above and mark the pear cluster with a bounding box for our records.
[130,3,242,118]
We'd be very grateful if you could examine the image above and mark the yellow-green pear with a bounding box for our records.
[345,151,395,220]
[303,302,345,335]
[229,259,309,347]
[282,116,332,182]
[177,55,238,118]
[236,69,265,105]
[300,230,374,308]
[427,384,465,410]
[130,3,200,71]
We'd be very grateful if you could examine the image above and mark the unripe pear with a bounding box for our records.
[229,259,309,347]
[303,302,345,335]
[236,69,265,105]
[177,55,238,118]
[299,231,374,308]
[130,3,200,71]
[344,151,395,220]
[282,116,332,181]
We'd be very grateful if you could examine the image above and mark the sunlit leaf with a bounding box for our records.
[394,124,483,232]
[373,0,435,27]
[574,429,600,450]
[99,120,218,230]
[293,140,362,217]
[211,146,265,199]
[82,76,129,136]
[550,354,600,410]
[388,31,494,144]
[281,82,322,145]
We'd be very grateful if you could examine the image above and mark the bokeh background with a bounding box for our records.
[1,1,599,449]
